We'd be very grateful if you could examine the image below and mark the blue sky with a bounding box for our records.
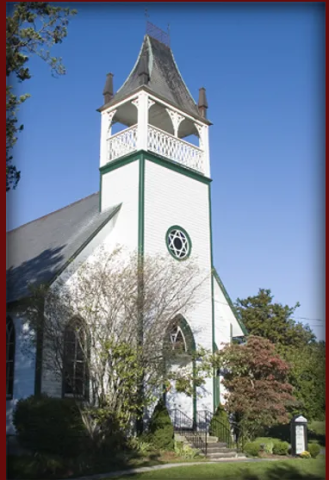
[6,3,325,339]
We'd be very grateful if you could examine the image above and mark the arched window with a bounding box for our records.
[164,315,196,358]
[6,317,15,399]
[169,324,187,352]
[63,318,89,399]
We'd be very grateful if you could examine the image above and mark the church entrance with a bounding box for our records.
[163,316,196,429]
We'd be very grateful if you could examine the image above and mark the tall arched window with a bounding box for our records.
[63,317,89,399]
[164,315,196,358]
[169,324,187,353]
[6,317,15,399]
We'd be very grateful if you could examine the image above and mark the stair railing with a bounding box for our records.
[169,408,208,456]
[197,409,245,453]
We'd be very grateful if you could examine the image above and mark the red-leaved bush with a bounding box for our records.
[215,336,296,439]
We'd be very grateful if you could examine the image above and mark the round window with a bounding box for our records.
[166,226,192,260]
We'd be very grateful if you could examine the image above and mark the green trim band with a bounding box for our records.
[208,184,216,413]
[138,154,145,256]
[99,150,212,185]
[144,151,212,185]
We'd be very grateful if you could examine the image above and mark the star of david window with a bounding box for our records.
[166,226,192,260]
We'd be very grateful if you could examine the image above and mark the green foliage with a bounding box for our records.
[272,441,289,455]
[284,342,326,421]
[309,420,326,436]
[209,403,231,443]
[300,450,312,459]
[147,399,174,451]
[243,441,261,457]
[80,407,128,453]
[174,440,200,459]
[235,289,325,422]
[6,453,67,479]
[6,2,76,191]
[264,441,274,454]
[235,289,314,348]
[213,335,295,440]
[128,437,153,455]
[13,395,86,457]
[307,443,321,458]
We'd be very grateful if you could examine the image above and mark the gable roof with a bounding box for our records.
[6,193,120,304]
[102,34,208,123]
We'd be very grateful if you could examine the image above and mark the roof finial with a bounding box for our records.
[103,73,114,105]
[198,87,208,119]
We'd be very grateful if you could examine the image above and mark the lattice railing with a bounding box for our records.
[147,125,205,174]
[107,125,138,162]
[106,124,204,173]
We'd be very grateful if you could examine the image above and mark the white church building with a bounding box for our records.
[6,24,247,434]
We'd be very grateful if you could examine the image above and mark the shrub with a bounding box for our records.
[81,407,128,453]
[308,443,321,458]
[147,399,174,451]
[128,437,153,455]
[300,450,311,459]
[174,440,200,459]
[209,403,231,443]
[13,394,87,457]
[243,441,261,457]
[272,440,289,455]
[6,453,67,479]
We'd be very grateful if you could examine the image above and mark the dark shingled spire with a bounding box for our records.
[103,73,114,104]
[138,52,149,85]
[198,87,208,119]
[100,34,211,124]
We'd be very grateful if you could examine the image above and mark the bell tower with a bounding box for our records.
[97,23,215,420]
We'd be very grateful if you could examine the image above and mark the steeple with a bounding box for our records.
[98,27,211,128]
[98,26,211,180]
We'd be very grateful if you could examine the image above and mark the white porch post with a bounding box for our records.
[133,92,151,151]
[195,123,210,178]
[100,109,116,167]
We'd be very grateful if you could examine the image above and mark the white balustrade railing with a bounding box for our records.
[106,124,204,174]
[107,124,138,162]
[147,125,204,174]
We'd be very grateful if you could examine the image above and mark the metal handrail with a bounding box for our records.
[169,408,208,456]
[198,409,245,452]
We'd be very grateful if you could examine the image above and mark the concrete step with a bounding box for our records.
[206,452,240,459]
[208,444,236,452]
[183,434,221,444]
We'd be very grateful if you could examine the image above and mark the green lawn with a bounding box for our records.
[110,456,326,480]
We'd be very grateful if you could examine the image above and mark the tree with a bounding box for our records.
[284,341,326,421]
[147,398,174,451]
[235,289,315,348]
[21,247,208,431]
[213,335,295,440]
[235,289,325,420]
[6,2,76,191]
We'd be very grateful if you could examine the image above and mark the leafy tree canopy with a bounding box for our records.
[235,288,316,349]
[6,2,76,191]
[214,335,295,440]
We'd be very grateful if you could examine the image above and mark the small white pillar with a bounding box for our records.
[100,109,116,167]
[133,92,150,151]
